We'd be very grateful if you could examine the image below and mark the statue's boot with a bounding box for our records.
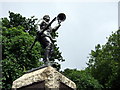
[43,48,51,66]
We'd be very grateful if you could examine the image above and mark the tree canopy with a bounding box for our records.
[87,30,120,89]
[61,68,103,89]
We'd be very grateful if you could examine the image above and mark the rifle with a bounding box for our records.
[29,17,57,50]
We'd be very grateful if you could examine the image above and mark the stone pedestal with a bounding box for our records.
[12,66,76,90]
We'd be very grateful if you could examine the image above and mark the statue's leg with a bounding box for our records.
[43,37,52,65]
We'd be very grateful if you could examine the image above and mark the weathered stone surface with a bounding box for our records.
[12,66,76,89]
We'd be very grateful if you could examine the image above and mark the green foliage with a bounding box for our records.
[4,11,38,36]
[87,30,120,88]
[62,69,103,89]
[2,26,42,89]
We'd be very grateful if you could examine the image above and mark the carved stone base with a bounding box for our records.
[12,66,76,90]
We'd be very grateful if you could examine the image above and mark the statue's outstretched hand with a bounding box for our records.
[58,19,62,25]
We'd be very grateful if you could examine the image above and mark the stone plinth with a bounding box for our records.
[12,66,76,90]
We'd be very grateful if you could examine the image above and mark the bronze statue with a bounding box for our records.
[30,13,66,66]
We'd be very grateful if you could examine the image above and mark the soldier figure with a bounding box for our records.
[30,13,66,66]
[36,15,61,65]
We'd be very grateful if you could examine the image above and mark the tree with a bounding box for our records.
[87,30,120,88]
[2,26,42,89]
[1,11,65,89]
[62,68,103,89]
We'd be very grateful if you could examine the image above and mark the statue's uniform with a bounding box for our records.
[37,19,60,65]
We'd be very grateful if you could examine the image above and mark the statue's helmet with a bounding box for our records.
[43,15,50,22]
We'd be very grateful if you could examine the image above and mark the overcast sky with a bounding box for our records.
[0,1,119,71]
